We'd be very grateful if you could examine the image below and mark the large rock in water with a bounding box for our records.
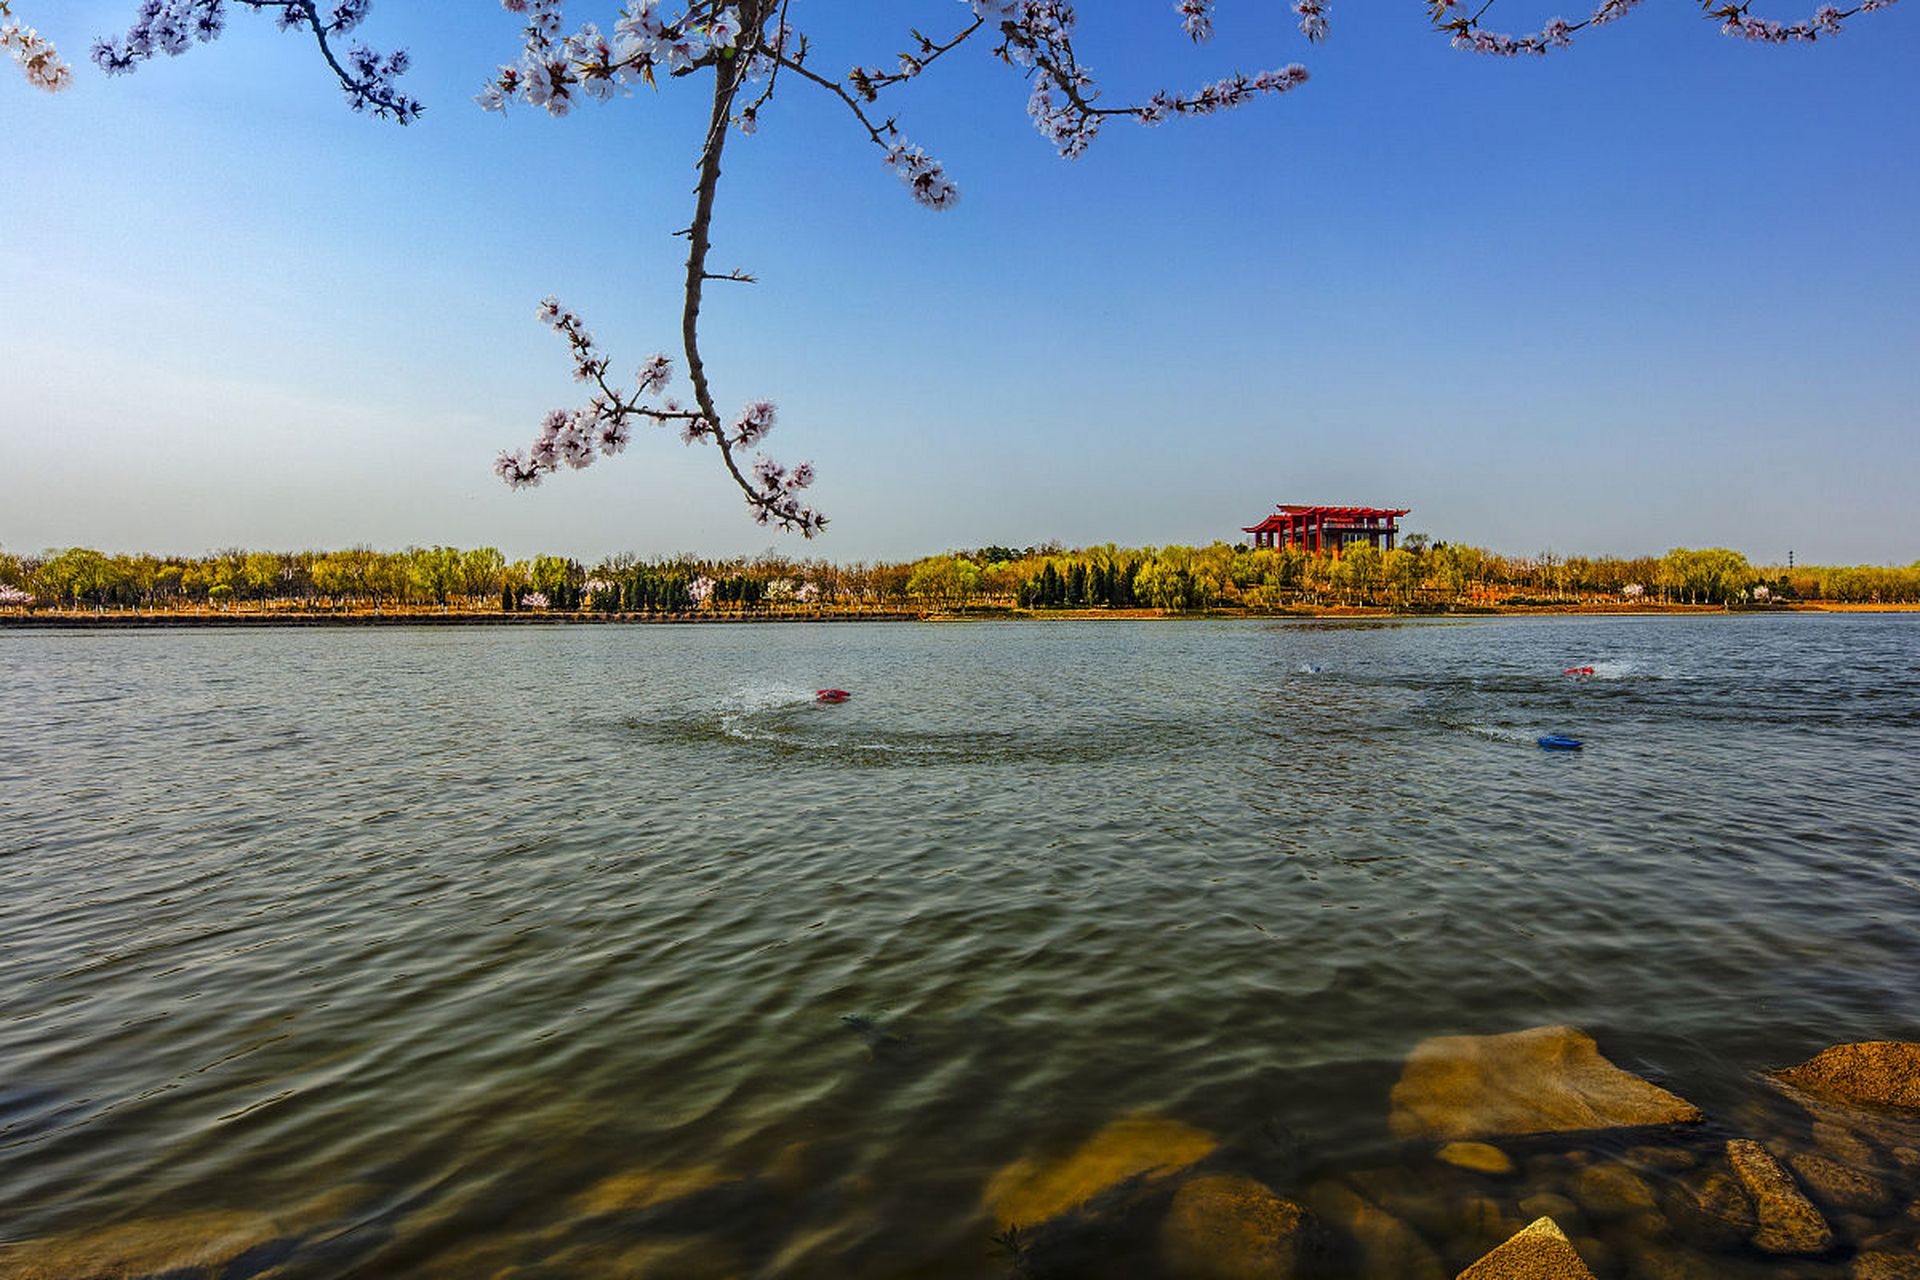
[1724,1138,1834,1255]
[983,1113,1217,1228]
[1390,1026,1704,1141]
[1455,1217,1598,1280]
[1158,1174,1311,1280]
[1774,1042,1920,1112]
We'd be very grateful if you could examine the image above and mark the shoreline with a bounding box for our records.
[2,602,1914,629]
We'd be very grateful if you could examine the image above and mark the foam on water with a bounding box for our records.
[713,681,820,744]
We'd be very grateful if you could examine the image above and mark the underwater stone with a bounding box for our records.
[1664,1168,1755,1249]
[1457,1196,1525,1256]
[1812,1120,1881,1169]
[1624,1145,1697,1172]
[1305,1180,1447,1280]
[0,1186,373,1280]
[1569,1163,1658,1218]
[569,1164,734,1217]
[1725,1138,1834,1255]
[983,1112,1217,1228]
[1439,1142,1517,1175]
[1787,1151,1892,1213]
[1517,1193,1584,1232]
[0,1211,284,1280]
[1158,1174,1310,1280]
[1627,1246,1726,1280]
[1390,1026,1703,1141]
[1853,1253,1920,1280]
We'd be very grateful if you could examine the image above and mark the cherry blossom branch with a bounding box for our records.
[1432,0,1896,54]
[769,51,962,206]
[93,0,420,122]
[490,1,824,534]
[678,14,826,535]
[0,0,72,91]
[1703,0,1898,43]
[975,1,1312,158]
[843,15,986,104]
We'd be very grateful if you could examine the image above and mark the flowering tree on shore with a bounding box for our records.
[8,0,1903,535]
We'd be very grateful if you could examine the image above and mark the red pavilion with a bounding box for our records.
[1244,504,1410,556]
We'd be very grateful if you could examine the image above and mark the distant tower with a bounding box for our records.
[1789,549,1795,569]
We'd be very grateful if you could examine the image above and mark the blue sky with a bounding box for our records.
[2,2,1916,563]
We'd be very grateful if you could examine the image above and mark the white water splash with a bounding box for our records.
[716,682,818,743]
[1462,723,1538,745]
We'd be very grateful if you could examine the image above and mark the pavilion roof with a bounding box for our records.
[1243,504,1410,533]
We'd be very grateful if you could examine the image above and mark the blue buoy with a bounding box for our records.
[1538,735,1584,751]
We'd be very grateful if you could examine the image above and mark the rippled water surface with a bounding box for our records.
[3,616,1919,1278]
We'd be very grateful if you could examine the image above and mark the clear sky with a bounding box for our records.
[3,2,1916,564]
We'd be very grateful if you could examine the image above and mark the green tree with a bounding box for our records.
[907,555,982,607]
[1337,543,1383,604]
[462,547,507,602]
[241,551,284,601]
[1382,546,1420,606]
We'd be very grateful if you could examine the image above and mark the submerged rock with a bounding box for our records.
[983,1113,1217,1228]
[1456,1197,1525,1256]
[1455,1216,1597,1280]
[0,1211,284,1280]
[1569,1163,1658,1218]
[1624,1145,1697,1172]
[1439,1142,1516,1176]
[1306,1180,1447,1280]
[1854,1254,1920,1280]
[1158,1174,1310,1280]
[570,1164,735,1218]
[1725,1138,1834,1255]
[0,1187,372,1280]
[543,1232,742,1279]
[1390,1026,1704,1141]
[1664,1168,1755,1249]
[1774,1042,1920,1112]
[1787,1151,1893,1213]
[1627,1246,1725,1280]
[1814,1119,1884,1169]
[1345,1165,1458,1241]
[1516,1193,1584,1234]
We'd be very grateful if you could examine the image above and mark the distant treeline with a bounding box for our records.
[2,541,1916,612]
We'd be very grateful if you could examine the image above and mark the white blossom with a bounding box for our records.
[1,0,70,91]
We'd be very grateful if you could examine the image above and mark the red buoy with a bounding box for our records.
[816,689,851,704]
[1563,666,1595,677]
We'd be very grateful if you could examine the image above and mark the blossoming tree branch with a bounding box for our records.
[6,0,1901,535]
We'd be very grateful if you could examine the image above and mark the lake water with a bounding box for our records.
[3,615,1918,1278]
